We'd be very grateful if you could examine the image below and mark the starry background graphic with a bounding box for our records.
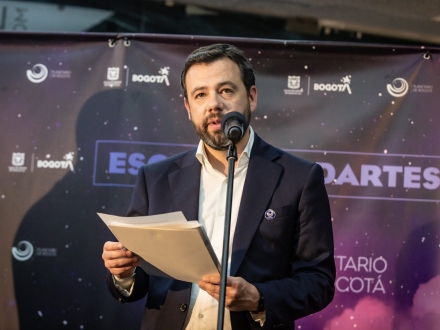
[0,33,439,329]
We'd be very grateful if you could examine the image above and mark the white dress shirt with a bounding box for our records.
[183,127,254,329]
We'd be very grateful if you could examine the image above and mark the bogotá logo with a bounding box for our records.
[26,64,48,83]
[37,152,75,172]
[12,241,34,261]
[314,75,352,94]
[387,78,409,97]
[132,67,170,86]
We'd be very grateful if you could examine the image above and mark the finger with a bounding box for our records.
[103,242,136,256]
[199,280,219,294]
[201,274,221,284]
[105,255,139,266]
[105,257,140,271]
[200,285,237,303]
[102,251,140,268]
[102,249,129,261]
[108,265,138,276]
[225,276,240,287]
[107,261,140,273]
[103,241,124,251]
[103,243,139,259]
[199,285,220,300]
[126,250,139,257]
[105,249,139,261]
[199,280,213,291]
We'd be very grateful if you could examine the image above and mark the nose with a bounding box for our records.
[206,92,224,113]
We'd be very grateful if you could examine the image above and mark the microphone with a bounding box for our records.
[221,111,249,144]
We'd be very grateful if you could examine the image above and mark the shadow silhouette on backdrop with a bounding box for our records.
[11,88,185,330]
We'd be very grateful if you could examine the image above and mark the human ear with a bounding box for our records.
[249,86,258,113]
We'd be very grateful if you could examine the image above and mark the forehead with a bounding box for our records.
[185,57,242,89]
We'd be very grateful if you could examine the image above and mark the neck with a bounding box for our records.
[204,129,250,176]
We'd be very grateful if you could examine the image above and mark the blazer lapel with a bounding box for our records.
[168,150,201,222]
[230,135,283,276]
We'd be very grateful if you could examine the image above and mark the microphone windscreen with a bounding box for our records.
[221,111,248,144]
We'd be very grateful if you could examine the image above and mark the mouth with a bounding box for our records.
[206,116,222,131]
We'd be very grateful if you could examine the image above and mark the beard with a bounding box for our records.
[191,105,251,151]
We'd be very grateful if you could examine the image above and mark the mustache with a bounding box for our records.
[202,113,224,130]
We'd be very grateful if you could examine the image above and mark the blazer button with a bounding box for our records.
[179,303,188,312]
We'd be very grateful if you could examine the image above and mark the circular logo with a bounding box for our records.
[264,209,276,220]
[26,64,48,83]
[12,241,34,261]
[386,78,409,97]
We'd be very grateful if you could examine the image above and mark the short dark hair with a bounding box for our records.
[180,43,255,98]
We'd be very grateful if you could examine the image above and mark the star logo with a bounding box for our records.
[341,75,351,84]
[159,67,170,75]
[63,152,75,161]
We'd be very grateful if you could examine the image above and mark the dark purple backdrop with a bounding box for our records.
[1,32,439,330]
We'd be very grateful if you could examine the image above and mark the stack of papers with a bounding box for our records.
[98,212,220,283]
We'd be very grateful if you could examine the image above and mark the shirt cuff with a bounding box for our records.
[250,311,266,327]
[112,270,136,297]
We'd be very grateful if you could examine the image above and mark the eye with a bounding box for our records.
[221,88,233,96]
[195,92,205,99]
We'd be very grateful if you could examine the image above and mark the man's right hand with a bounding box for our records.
[102,241,141,279]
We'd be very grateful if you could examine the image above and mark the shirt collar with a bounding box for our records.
[196,126,254,168]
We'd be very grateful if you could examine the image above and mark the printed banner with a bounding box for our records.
[0,32,439,329]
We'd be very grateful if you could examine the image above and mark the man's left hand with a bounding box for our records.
[199,275,260,312]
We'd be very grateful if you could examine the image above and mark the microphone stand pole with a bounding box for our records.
[217,143,237,330]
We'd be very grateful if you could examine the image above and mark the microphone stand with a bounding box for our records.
[217,143,238,330]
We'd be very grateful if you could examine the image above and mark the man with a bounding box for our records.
[102,43,335,329]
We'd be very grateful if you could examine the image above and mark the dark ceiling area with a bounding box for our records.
[4,0,440,46]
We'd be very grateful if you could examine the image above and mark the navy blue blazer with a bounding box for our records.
[106,133,335,330]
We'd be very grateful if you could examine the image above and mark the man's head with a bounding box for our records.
[181,44,255,99]
[182,44,258,151]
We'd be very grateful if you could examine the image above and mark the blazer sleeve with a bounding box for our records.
[254,163,335,328]
[106,167,151,302]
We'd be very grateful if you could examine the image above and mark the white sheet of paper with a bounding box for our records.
[98,212,220,283]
